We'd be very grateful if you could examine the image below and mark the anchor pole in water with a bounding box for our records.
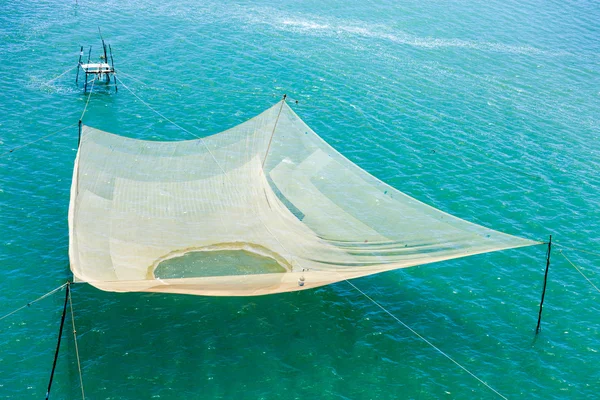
[75,45,83,85]
[536,235,552,334]
[109,44,117,92]
[45,282,70,400]
[84,46,92,93]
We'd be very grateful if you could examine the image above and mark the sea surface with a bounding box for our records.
[1,0,599,398]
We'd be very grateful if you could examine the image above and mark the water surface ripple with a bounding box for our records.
[1,0,599,398]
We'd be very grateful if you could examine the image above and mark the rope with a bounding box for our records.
[115,75,234,181]
[113,71,150,88]
[262,95,286,168]
[115,76,200,139]
[0,123,78,158]
[80,78,95,121]
[554,242,600,258]
[69,287,86,399]
[0,283,68,322]
[119,71,282,98]
[41,65,78,87]
[559,250,600,294]
[345,279,508,400]
[117,70,280,98]
[45,283,70,400]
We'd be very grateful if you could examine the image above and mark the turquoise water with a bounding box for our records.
[1,0,599,398]
[155,250,287,279]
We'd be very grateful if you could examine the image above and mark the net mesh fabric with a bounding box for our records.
[69,101,539,296]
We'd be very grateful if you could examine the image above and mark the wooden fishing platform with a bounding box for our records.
[76,31,117,93]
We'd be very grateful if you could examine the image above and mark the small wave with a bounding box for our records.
[27,75,79,95]
[281,19,330,31]
[258,11,565,57]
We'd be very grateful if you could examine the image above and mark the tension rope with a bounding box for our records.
[116,70,281,98]
[0,281,85,398]
[115,75,245,184]
[554,242,600,258]
[69,287,86,399]
[45,282,70,400]
[262,94,286,168]
[1,72,95,159]
[0,283,68,322]
[40,65,78,87]
[559,250,600,294]
[0,123,78,158]
[345,279,508,400]
[80,78,95,122]
[115,75,200,140]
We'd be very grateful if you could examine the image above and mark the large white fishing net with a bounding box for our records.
[69,100,539,296]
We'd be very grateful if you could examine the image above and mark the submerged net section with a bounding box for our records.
[69,101,540,296]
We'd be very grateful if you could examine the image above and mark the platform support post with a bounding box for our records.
[109,44,117,92]
[83,46,92,93]
[76,45,83,85]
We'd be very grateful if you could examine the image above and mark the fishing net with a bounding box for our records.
[68,100,539,296]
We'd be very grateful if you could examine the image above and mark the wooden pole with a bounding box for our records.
[99,27,108,62]
[109,44,117,92]
[45,283,70,400]
[75,45,83,84]
[536,235,552,334]
[84,46,92,93]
